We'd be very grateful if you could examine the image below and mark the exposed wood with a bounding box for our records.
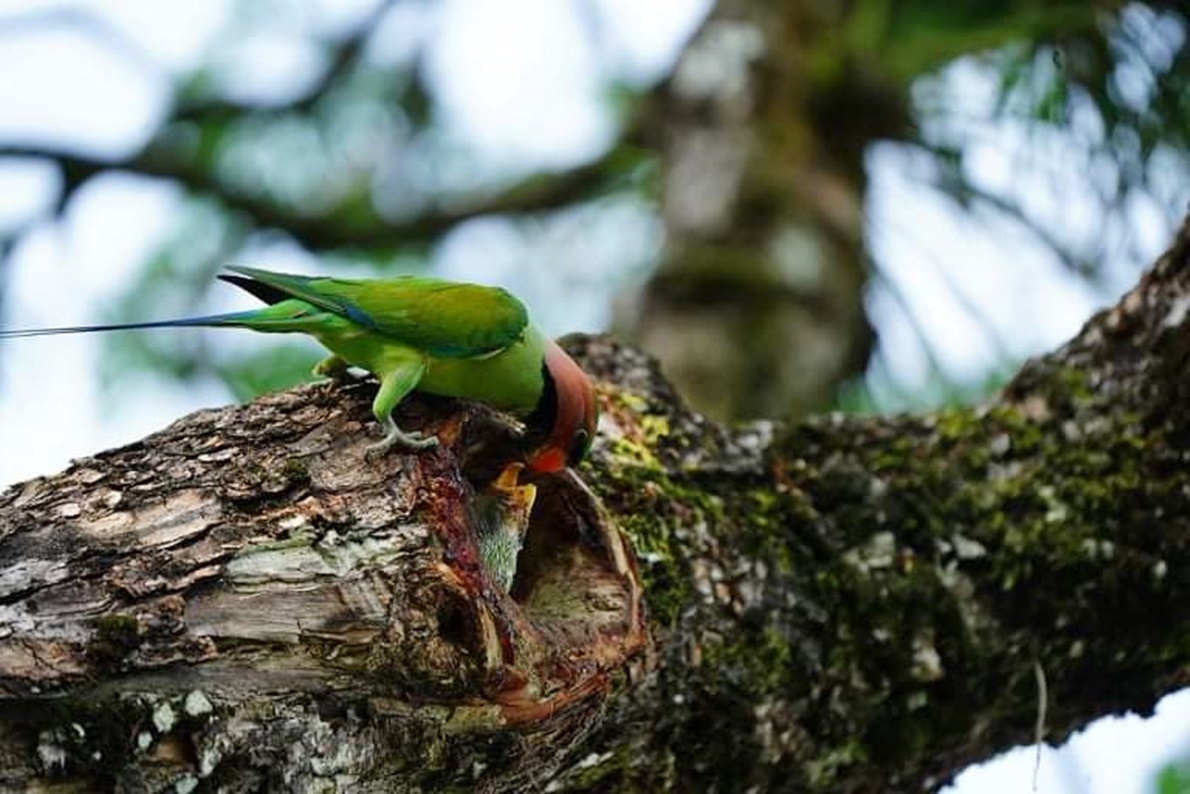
[0,383,643,791]
[1,218,1190,791]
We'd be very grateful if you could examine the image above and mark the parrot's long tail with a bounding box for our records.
[0,310,270,339]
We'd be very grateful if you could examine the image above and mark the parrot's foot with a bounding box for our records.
[365,415,440,458]
[313,355,356,381]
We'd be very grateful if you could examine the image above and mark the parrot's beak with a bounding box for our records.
[493,462,525,490]
[487,462,537,534]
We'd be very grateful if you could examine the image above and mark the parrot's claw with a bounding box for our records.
[313,355,358,381]
[365,416,440,459]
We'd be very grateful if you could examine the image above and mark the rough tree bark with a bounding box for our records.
[2,219,1190,792]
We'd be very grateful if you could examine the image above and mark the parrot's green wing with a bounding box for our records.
[222,265,529,359]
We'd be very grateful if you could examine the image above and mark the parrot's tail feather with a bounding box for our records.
[0,310,265,339]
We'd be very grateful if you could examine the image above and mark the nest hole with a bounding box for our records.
[508,473,636,652]
[436,589,477,650]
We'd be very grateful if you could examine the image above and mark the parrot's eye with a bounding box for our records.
[567,429,591,467]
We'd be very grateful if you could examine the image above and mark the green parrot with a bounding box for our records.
[470,462,537,593]
[0,265,598,472]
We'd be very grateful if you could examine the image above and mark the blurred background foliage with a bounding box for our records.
[0,2,1188,790]
[1157,759,1190,794]
[0,0,1186,421]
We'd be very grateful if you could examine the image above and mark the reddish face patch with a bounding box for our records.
[526,446,566,473]
[534,340,597,472]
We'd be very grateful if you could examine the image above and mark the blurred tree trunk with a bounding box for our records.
[620,0,899,422]
[621,0,1115,422]
[1,218,1189,791]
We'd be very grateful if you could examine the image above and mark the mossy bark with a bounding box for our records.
[3,222,1190,791]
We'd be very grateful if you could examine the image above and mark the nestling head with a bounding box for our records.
[525,339,598,473]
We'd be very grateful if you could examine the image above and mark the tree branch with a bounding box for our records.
[1,220,1189,790]
[0,140,643,253]
[0,1,654,258]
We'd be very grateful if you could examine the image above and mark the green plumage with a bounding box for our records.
[470,465,537,593]
[223,265,528,358]
[210,267,547,454]
[0,267,550,456]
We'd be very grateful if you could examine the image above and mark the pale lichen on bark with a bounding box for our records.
[0,378,643,791]
[1,220,1189,791]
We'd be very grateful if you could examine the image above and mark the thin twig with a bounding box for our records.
[1033,659,1048,793]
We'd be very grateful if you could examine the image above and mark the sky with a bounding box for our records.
[0,1,1185,791]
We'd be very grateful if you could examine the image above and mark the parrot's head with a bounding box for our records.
[525,339,598,473]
